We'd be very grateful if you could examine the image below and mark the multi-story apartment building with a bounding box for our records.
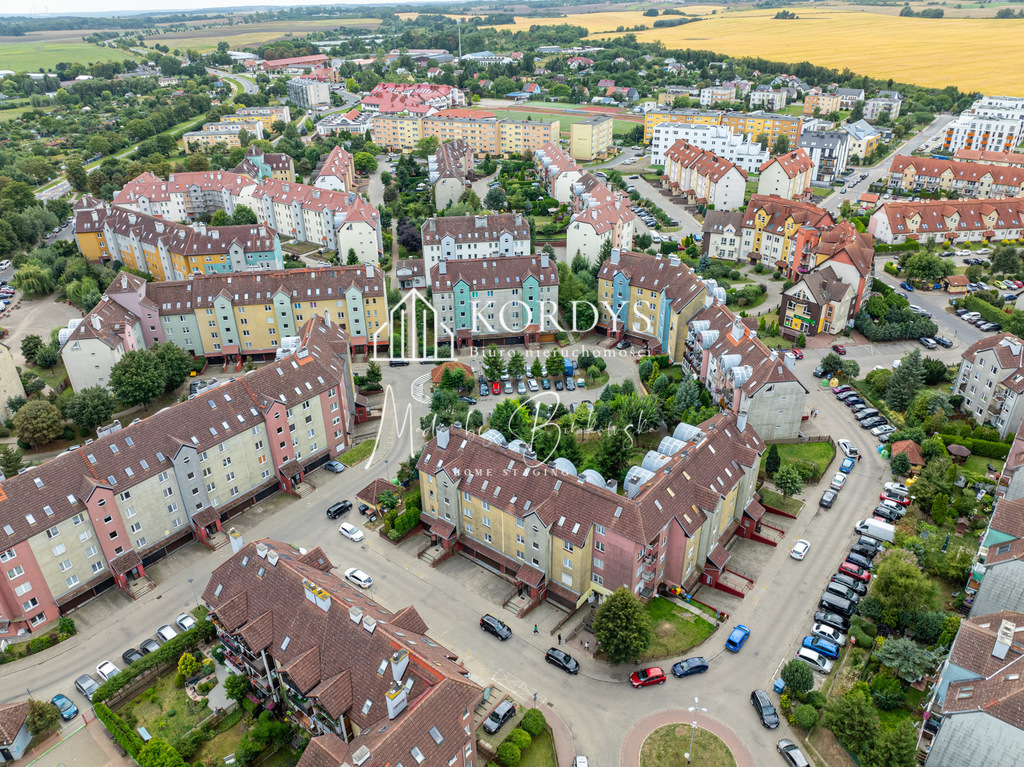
[566,173,635,263]
[0,317,356,637]
[535,142,582,203]
[113,171,382,262]
[0,341,24,425]
[843,119,881,159]
[943,113,1023,154]
[756,148,815,201]
[220,106,291,133]
[956,148,1024,168]
[420,214,531,272]
[863,93,902,122]
[786,219,874,306]
[427,139,473,211]
[429,254,559,345]
[416,414,764,610]
[661,140,747,211]
[748,88,786,112]
[651,123,768,172]
[203,539,482,767]
[74,202,283,281]
[644,108,801,146]
[361,81,464,113]
[372,110,557,156]
[798,130,850,186]
[803,92,841,115]
[700,85,736,108]
[834,88,865,110]
[254,54,328,72]
[61,296,145,392]
[869,198,1024,245]
[570,114,614,161]
[953,334,1024,439]
[286,77,330,109]
[310,146,356,193]
[183,122,265,154]
[778,266,857,338]
[232,146,295,184]
[886,155,1024,198]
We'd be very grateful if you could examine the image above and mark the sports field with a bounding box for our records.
[0,42,133,72]
[147,18,381,52]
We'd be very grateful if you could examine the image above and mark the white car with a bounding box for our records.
[156,624,178,643]
[812,623,847,646]
[96,660,120,681]
[573,758,590,767]
[528,379,539,392]
[175,613,196,632]
[345,567,373,589]
[790,539,810,560]
[830,473,846,491]
[884,482,910,496]
[837,440,858,458]
[796,647,834,674]
[339,522,364,542]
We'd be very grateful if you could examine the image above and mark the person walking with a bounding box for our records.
[533,624,538,634]
[585,640,590,651]
[557,633,562,645]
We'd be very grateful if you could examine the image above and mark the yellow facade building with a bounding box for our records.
[570,114,614,161]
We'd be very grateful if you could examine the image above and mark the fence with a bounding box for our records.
[105,663,168,709]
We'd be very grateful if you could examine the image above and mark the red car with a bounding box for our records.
[838,562,871,582]
[831,344,847,355]
[491,381,501,395]
[880,492,911,507]
[629,667,666,688]
[788,349,804,360]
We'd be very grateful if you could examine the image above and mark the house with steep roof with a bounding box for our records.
[756,149,814,201]
[395,259,426,291]
[778,266,856,338]
[891,439,926,473]
[232,145,294,183]
[428,139,474,211]
[869,198,1024,245]
[61,296,145,391]
[202,540,482,767]
[955,148,1024,168]
[0,701,30,763]
[417,414,764,609]
[788,219,875,312]
[310,146,355,193]
[953,334,1024,438]
[535,142,582,203]
[566,174,635,263]
[420,214,531,272]
[661,140,747,210]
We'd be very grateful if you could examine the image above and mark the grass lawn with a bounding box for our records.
[657,364,686,384]
[0,41,132,71]
[340,439,377,467]
[761,441,836,475]
[759,488,805,515]
[519,728,557,767]
[811,186,834,198]
[192,709,246,765]
[260,747,302,767]
[640,597,716,661]
[963,454,1004,477]
[640,723,736,767]
[22,360,68,392]
[122,671,210,744]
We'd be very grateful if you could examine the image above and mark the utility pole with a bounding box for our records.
[457,18,462,60]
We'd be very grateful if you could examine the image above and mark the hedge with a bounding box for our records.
[884,261,900,276]
[957,294,1010,325]
[875,242,921,253]
[95,701,145,757]
[92,620,216,703]
[642,354,671,369]
[872,278,894,296]
[937,434,1010,460]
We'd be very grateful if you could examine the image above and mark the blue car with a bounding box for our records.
[323,460,345,473]
[51,693,79,720]
[802,636,840,660]
[839,457,856,474]
[725,624,750,652]
[900,281,914,291]
[671,656,709,677]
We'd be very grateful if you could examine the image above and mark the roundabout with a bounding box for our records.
[622,709,756,767]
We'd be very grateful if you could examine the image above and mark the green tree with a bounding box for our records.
[545,349,565,379]
[21,335,43,363]
[482,344,505,381]
[781,658,814,695]
[231,205,258,225]
[506,350,527,380]
[990,246,1020,275]
[414,135,440,158]
[885,349,925,411]
[137,737,189,767]
[34,343,60,370]
[64,386,116,433]
[223,673,252,703]
[890,451,912,477]
[210,210,230,226]
[365,361,383,385]
[592,587,652,664]
[875,637,938,683]
[862,720,916,767]
[820,352,843,377]
[594,428,634,480]
[13,400,64,448]
[109,349,164,408]
[530,358,544,379]
[774,463,803,499]
[65,157,88,191]
[930,492,949,527]
[765,443,781,476]
[177,652,200,678]
[153,342,191,393]
[840,199,854,220]
[840,360,860,381]
[12,264,55,296]
[0,445,24,477]
[870,550,940,617]
[903,252,954,283]
[870,673,906,710]
[484,186,507,210]
[772,135,790,155]
[353,152,377,174]
[26,699,61,736]
[823,684,880,754]
[793,704,819,730]
[347,247,358,265]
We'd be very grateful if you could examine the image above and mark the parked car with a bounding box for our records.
[458,395,478,405]
[831,344,847,355]
[881,492,911,507]
[830,473,847,491]
[837,391,859,401]
[900,282,915,291]
[873,506,901,523]
[96,660,120,681]
[51,693,79,720]
[788,348,804,360]
[323,460,346,473]
[777,739,811,767]
[74,674,100,700]
[528,379,539,392]
[492,382,502,395]
[826,581,862,603]
[854,408,879,421]
[813,364,826,378]
[872,424,897,437]
[802,636,840,660]
[156,624,177,643]
[814,610,850,632]
[615,340,632,350]
[479,383,489,397]
[750,689,780,729]
[790,539,810,560]
[565,378,576,391]
[837,440,858,458]
[844,397,866,408]
[846,552,874,570]
[339,522,364,541]
[819,489,837,508]
[796,647,834,674]
[480,614,512,640]
[919,337,937,350]
[176,613,196,632]
[630,667,667,687]
[831,573,868,596]
[504,381,513,394]
[861,416,888,429]
[545,648,580,675]
[833,385,852,394]
[885,482,910,495]
[839,561,872,581]
[725,624,751,652]
[554,379,564,391]
[326,500,352,519]
[344,568,373,589]
[839,457,856,474]
[812,623,847,646]
[483,700,517,734]
[121,648,144,665]
[671,656,709,677]
[139,639,160,655]
[541,378,551,390]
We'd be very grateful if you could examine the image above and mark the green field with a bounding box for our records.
[147,18,380,52]
[0,41,133,72]
[490,109,639,136]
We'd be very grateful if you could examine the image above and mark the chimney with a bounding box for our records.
[120,274,128,289]
[737,406,748,432]
[704,292,713,308]
[610,248,621,265]
[730,320,744,342]
[390,648,409,682]
[436,425,450,449]
[994,620,1016,659]
[229,527,244,554]
[91,314,101,330]
[385,680,409,720]
[784,352,795,372]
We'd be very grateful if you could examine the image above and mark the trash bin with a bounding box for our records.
[773,678,786,694]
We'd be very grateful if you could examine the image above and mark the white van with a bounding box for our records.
[854,519,895,543]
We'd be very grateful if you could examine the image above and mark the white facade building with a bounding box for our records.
[651,123,768,172]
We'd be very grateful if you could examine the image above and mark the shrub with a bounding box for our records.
[793,704,818,729]
[506,729,531,750]
[781,659,814,695]
[57,616,76,635]
[791,459,819,481]
[870,674,906,710]
[496,742,521,767]
[28,635,52,653]
[805,690,827,710]
[850,626,873,648]
[173,672,186,688]
[520,708,546,736]
[211,646,226,665]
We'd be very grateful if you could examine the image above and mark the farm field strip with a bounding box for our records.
[147,19,380,51]
[0,41,133,72]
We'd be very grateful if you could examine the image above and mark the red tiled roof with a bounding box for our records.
[891,440,925,465]
[0,701,29,747]
[759,148,813,177]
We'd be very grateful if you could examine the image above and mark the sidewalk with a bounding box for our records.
[538,705,575,766]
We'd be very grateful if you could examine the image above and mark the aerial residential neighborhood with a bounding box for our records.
[1,3,1024,767]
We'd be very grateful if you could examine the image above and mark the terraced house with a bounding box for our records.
[869,198,1024,245]
[0,317,356,638]
[887,155,1024,199]
[203,540,482,767]
[416,415,764,610]
[74,201,283,281]
[429,254,559,346]
[420,213,532,272]
[566,173,636,264]
[535,142,582,203]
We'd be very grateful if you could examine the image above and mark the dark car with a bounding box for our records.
[671,656,709,677]
[459,396,477,405]
[873,506,901,523]
[814,610,850,632]
[541,378,551,390]
[74,674,100,701]
[846,552,874,570]
[545,648,580,674]
[565,378,576,391]
[850,543,878,561]
[819,489,838,508]
[121,648,144,665]
[139,639,161,655]
[479,614,512,640]
[554,379,564,391]
[813,364,825,378]
[854,408,879,420]
[51,693,79,720]
[831,573,868,596]
[326,500,352,519]
[935,336,953,348]
[483,700,517,735]
[388,359,410,367]
[861,416,887,429]
[750,689,780,729]
[844,397,866,408]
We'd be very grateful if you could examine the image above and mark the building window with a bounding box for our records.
[7,565,24,579]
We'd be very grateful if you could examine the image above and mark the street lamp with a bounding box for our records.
[187,577,198,609]
[683,696,708,766]
[384,458,391,484]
